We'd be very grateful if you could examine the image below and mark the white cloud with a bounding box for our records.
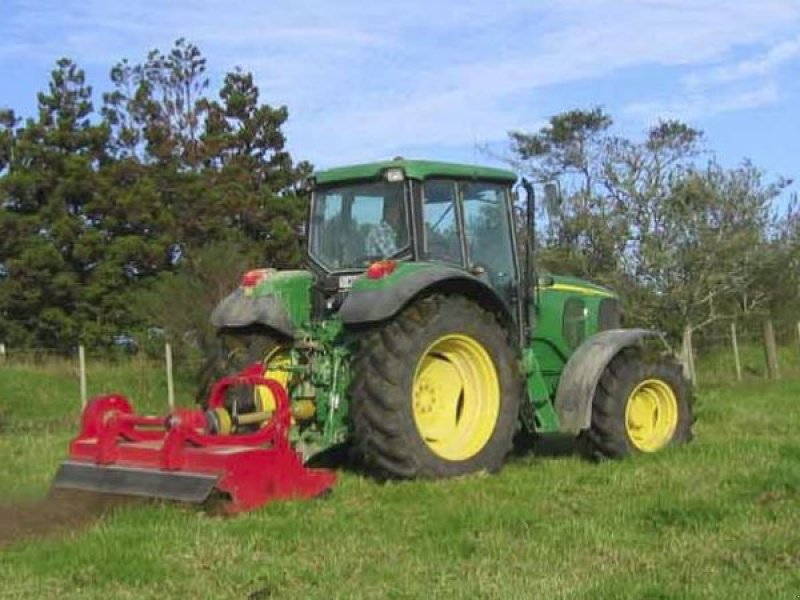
[626,81,781,122]
[685,34,800,89]
[626,26,800,125]
[2,0,800,164]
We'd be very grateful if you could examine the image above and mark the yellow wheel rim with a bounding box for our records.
[624,378,679,452]
[412,334,500,461]
[255,347,292,412]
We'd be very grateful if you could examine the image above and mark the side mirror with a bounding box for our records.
[298,176,314,194]
[296,224,307,256]
[543,182,561,216]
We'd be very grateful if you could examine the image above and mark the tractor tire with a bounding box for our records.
[349,294,521,479]
[578,347,693,460]
[196,330,281,409]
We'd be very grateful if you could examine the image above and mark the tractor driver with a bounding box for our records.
[365,195,405,259]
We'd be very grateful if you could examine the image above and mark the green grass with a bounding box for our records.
[1,364,799,599]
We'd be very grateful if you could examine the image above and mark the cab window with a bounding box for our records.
[460,182,516,286]
[422,180,463,265]
[563,297,587,349]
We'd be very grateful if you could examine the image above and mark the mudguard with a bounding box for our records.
[210,288,296,337]
[338,263,512,327]
[554,328,659,434]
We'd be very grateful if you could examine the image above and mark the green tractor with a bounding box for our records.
[204,158,693,478]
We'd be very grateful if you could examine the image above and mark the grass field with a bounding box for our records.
[1,360,799,599]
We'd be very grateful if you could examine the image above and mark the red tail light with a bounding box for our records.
[366,260,397,280]
[241,269,272,288]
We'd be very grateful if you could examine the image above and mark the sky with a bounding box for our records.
[1,0,799,195]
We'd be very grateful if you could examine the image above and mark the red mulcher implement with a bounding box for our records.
[52,365,336,513]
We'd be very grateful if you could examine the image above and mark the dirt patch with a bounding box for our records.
[0,489,133,547]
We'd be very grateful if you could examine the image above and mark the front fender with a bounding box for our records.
[338,262,512,327]
[554,329,659,434]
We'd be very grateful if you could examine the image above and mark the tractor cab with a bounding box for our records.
[308,159,520,314]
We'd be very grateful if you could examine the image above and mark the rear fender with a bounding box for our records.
[210,270,313,338]
[210,289,296,337]
[338,263,513,329]
[554,329,659,434]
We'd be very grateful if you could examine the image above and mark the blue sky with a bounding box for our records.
[1,0,799,194]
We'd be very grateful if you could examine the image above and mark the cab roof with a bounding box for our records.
[314,158,518,186]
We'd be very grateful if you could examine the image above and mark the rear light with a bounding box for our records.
[366,260,397,280]
[240,269,272,288]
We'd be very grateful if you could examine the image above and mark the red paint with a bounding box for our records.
[64,365,336,513]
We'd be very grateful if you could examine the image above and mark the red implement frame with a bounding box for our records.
[54,364,336,513]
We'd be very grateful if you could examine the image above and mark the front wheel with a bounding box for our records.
[578,348,693,459]
[349,295,522,479]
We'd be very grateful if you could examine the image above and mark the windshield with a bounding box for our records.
[309,181,409,270]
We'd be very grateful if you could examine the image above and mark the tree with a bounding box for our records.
[0,109,18,175]
[630,162,781,337]
[199,69,311,267]
[507,108,787,340]
[100,42,310,266]
[0,58,111,349]
[758,195,800,324]
[131,239,260,359]
[509,108,626,284]
[0,41,312,352]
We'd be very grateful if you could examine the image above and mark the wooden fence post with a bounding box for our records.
[730,321,742,382]
[796,320,800,353]
[681,326,696,384]
[78,345,87,408]
[762,319,780,380]
[165,343,175,410]
[0,343,6,364]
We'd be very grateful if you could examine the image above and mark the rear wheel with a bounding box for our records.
[350,295,521,479]
[578,348,693,459]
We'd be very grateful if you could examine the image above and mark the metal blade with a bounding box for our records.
[52,461,219,503]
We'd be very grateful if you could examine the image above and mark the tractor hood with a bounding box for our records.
[210,270,313,337]
[540,274,617,299]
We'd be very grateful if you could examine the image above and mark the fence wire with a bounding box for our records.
[0,345,210,416]
[689,318,800,384]
[2,318,799,411]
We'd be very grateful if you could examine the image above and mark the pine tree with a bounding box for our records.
[0,59,110,349]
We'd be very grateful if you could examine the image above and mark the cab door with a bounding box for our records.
[458,181,520,312]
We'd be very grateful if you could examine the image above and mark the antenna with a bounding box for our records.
[472,123,478,165]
